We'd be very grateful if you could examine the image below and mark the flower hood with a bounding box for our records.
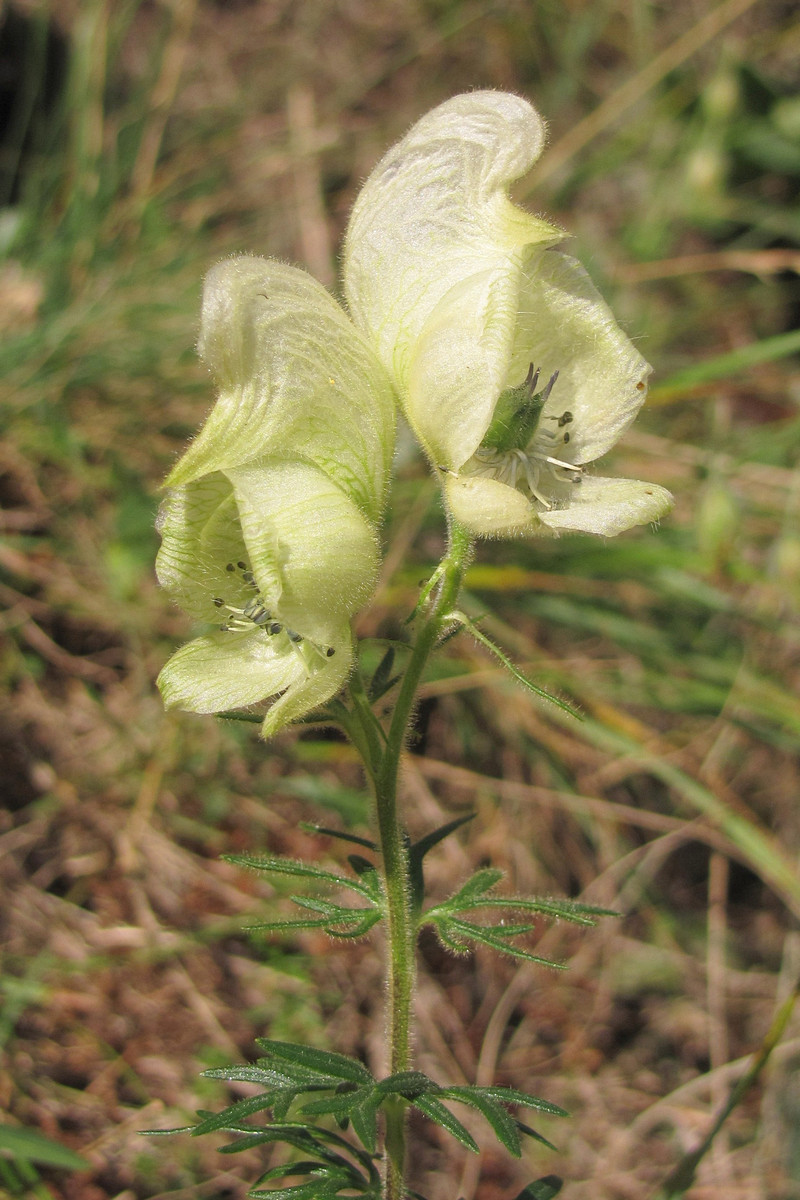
[156,256,395,736]
[343,90,672,537]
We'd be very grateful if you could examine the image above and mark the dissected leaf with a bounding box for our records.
[437,868,504,909]
[447,611,582,719]
[190,1090,295,1135]
[476,1086,568,1118]
[472,896,616,924]
[255,1040,375,1086]
[436,916,567,966]
[300,824,378,852]
[516,1121,559,1153]
[367,644,399,701]
[407,813,477,911]
[411,1094,479,1153]
[350,1098,379,1155]
[375,1071,439,1099]
[223,854,373,898]
[440,1087,521,1156]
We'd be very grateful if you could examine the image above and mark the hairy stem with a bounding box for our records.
[369,520,473,1200]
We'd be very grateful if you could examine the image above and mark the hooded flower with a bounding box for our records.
[156,256,395,736]
[343,90,672,537]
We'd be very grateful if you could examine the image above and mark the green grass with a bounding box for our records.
[1,1,798,1198]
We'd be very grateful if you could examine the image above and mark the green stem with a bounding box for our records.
[368,520,473,1200]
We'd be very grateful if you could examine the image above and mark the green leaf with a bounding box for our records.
[516,1121,559,1153]
[439,867,504,908]
[438,916,567,966]
[367,644,399,701]
[216,1122,379,1178]
[201,1064,298,1087]
[446,611,582,719]
[347,853,379,878]
[476,1086,568,1118]
[411,1094,479,1153]
[514,1176,563,1200]
[190,1090,299,1135]
[245,916,337,934]
[326,911,383,939]
[375,1070,439,1099]
[440,1087,521,1156]
[285,896,382,936]
[255,1040,375,1086]
[0,1124,89,1170]
[300,824,378,852]
[299,1089,370,1118]
[223,854,373,898]
[350,1098,379,1155]
[408,813,477,864]
[470,896,615,925]
[407,813,476,911]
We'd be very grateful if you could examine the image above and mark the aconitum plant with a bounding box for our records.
[154,92,672,1200]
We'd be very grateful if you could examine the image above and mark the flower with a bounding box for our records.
[156,256,395,736]
[343,90,672,537]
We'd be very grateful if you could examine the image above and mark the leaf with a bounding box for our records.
[350,1097,379,1155]
[446,611,582,719]
[190,1090,301,1135]
[375,1071,439,1099]
[0,1124,89,1170]
[201,1064,298,1087]
[300,823,378,852]
[347,853,379,878]
[223,854,373,898]
[438,868,504,908]
[255,1040,375,1086]
[408,813,476,864]
[476,1086,568,1118]
[514,1177,563,1200]
[245,916,337,934]
[411,1094,479,1153]
[367,644,398,701]
[516,1121,559,1153]
[438,916,567,967]
[440,1087,521,1156]
[326,911,383,939]
[284,896,382,936]
[299,1089,370,1118]
[471,896,615,925]
[407,812,476,911]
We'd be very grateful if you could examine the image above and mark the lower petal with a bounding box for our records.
[158,631,302,714]
[261,630,354,737]
[539,476,673,536]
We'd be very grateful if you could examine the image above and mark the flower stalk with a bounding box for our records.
[352,521,473,1199]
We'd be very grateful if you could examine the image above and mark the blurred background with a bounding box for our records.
[1,0,799,1197]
